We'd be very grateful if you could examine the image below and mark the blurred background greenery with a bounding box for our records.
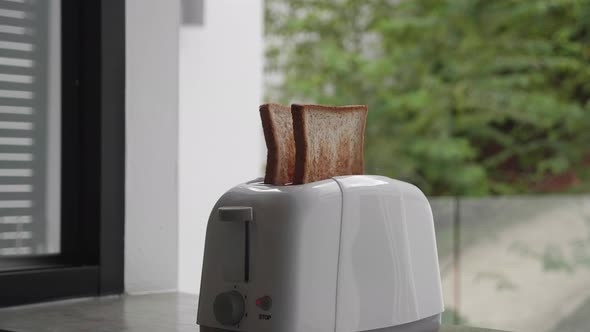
[265,0,590,196]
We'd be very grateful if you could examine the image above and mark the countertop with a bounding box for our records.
[0,293,506,332]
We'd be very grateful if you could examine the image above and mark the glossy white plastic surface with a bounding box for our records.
[197,179,343,332]
[197,176,444,332]
[333,176,444,331]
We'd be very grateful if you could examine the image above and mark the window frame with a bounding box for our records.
[0,0,125,306]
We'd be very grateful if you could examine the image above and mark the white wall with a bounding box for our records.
[178,0,265,293]
[125,0,263,294]
[125,0,180,294]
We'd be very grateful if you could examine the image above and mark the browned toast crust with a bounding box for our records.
[291,104,368,184]
[260,103,295,185]
[260,104,278,184]
[291,104,306,185]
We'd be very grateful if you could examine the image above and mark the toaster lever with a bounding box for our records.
[218,206,253,222]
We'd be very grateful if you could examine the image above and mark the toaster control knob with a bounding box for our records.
[213,291,245,326]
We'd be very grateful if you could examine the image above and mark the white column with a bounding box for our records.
[125,0,180,294]
[178,0,265,294]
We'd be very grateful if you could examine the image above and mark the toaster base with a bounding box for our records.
[369,314,441,332]
[199,313,441,332]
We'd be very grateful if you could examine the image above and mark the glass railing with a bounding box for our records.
[432,195,590,332]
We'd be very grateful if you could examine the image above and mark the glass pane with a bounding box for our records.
[430,198,459,324]
[0,0,60,257]
[457,196,590,332]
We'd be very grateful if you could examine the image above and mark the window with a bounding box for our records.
[0,0,61,258]
[0,0,124,306]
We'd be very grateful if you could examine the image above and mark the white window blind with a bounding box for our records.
[0,0,49,256]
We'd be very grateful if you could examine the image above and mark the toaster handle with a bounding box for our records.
[218,206,253,222]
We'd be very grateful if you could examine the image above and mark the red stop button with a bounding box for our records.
[256,296,272,311]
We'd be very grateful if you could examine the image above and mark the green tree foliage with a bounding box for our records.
[265,0,590,195]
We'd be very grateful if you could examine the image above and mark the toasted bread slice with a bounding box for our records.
[291,104,368,184]
[260,103,296,185]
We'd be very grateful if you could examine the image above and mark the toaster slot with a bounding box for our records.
[218,207,252,283]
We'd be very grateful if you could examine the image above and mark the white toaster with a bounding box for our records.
[197,175,444,332]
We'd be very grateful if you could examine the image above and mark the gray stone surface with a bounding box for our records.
[0,293,504,332]
[0,293,198,332]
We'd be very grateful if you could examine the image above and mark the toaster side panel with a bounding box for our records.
[334,176,417,332]
[403,197,445,317]
[333,175,444,332]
